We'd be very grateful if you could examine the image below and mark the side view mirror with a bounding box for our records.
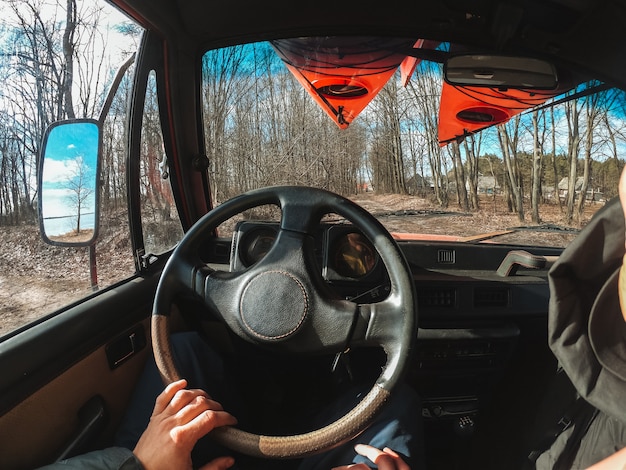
[38,119,101,246]
[444,54,558,89]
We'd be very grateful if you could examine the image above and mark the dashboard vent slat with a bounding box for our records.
[437,249,455,264]
[418,288,456,308]
[474,287,509,308]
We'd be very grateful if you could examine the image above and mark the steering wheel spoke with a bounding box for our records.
[201,267,244,317]
[349,296,406,347]
[279,199,322,234]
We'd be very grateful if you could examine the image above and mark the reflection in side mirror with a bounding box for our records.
[38,119,101,246]
[444,54,558,90]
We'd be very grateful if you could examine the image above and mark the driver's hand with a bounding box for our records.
[332,444,410,470]
[133,379,238,470]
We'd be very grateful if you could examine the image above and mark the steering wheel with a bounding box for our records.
[152,186,417,459]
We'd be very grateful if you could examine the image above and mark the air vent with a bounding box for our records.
[474,287,509,308]
[437,249,455,264]
[418,288,456,308]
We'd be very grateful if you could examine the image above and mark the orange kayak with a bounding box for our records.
[271,37,416,128]
[437,81,561,145]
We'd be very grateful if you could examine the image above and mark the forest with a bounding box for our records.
[1,0,625,236]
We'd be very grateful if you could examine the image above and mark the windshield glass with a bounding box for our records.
[201,37,624,248]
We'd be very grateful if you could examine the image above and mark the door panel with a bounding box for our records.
[0,274,159,469]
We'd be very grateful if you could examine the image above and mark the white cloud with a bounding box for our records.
[42,157,86,184]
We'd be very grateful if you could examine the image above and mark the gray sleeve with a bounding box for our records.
[535,411,626,470]
[37,447,144,470]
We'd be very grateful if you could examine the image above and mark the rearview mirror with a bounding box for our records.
[444,54,558,89]
[38,119,101,246]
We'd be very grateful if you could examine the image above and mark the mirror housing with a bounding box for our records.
[444,54,558,89]
[38,119,102,247]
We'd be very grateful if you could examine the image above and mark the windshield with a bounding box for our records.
[201,37,624,248]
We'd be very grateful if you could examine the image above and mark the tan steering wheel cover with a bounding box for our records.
[210,384,390,458]
[152,314,391,458]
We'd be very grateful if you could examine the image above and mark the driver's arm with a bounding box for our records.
[37,379,237,470]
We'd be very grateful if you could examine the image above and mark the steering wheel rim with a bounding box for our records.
[151,186,417,459]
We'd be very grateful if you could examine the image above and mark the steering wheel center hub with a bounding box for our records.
[239,270,308,340]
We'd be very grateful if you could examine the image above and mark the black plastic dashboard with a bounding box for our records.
[223,220,561,324]
[201,220,562,458]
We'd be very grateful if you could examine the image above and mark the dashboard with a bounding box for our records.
[207,220,563,454]
[227,220,561,321]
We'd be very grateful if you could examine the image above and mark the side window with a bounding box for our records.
[0,1,142,338]
[139,71,183,255]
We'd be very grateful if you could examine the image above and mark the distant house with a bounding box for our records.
[406,174,434,195]
[478,175,500,194]
[557,176,584,199]
[557,176,604,202]
[467,175,500,195]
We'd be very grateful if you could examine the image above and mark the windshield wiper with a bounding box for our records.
[371,209,468,218]
[506,223,580,234]
[459,224,580,244]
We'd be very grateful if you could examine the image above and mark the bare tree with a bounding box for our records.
[575,87,615,221]
[531,110,542,223]
[366,80,407,194]
[603,108,624,197]
[550,107,562,211]
[203,44,252,202]
[498,117,525,222]
[65,156,94,234]
[564,96,582,223]
[463,134,481,210]
[405,63,448,206]
[449,141,469,211]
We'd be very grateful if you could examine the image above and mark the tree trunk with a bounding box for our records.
[463,136,480,210]
[450,142,469,211]
[62,0,77,119]
[550,107,562,211]
[576,96,601,221]
[498,124,524,222]
[565,100,581,224]
[531,111,542,223]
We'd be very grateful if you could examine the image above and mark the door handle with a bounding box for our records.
[105,325,146,369]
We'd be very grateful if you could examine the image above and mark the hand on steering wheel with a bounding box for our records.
[133,379,237,470]
[332,445,410,470]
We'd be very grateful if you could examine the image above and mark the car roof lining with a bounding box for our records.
[107,0,626,90]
